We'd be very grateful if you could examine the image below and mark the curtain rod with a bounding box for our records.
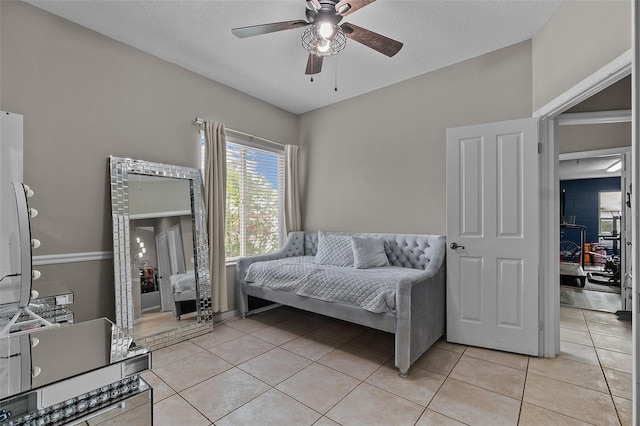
[193,117,286,148]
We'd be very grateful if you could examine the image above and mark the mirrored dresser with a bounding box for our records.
[0,318,152,426]
[15,283,75,331]
[1,180,151,425]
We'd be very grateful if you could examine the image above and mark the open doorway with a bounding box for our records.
[535,50,632,357]
[554,76,631,314]
[558,149,630,313]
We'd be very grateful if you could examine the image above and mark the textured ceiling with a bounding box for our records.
[25,0,562,114]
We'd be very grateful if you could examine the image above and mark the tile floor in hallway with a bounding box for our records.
[142,305,632,425]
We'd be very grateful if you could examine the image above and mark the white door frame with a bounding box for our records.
[534,49,632,357]
[167,223,186,275]
[632,1,639,421]
[155,231,172,312]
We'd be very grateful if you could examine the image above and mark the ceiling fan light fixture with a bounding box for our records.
[302,24,346,57]
[607,160,622,173]
[317,22,336,39]
[317,39,331,53]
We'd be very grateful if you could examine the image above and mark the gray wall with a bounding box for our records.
[128,178,191,216]
[532,0,631,112]
[0,1,298,321]
[559,123,631,155]
[298,41,533,235]
[566,76,631,113]
[558,75,631,156]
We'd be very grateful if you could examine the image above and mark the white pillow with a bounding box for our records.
[315,231,354,267]
[352,236,390,269]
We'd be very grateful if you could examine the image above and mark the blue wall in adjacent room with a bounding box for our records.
[560,177,621,249]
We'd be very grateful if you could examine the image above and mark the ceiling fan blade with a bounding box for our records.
[232,20,308,38]
[335,0,376,16]
[307,0,321,11]
[341,22,403,57]
[305,54,323,75]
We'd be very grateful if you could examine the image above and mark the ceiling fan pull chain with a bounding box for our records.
[311,55,315,82]
[334,56,338,92]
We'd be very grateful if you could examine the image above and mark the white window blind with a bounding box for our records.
[225,141,285,259]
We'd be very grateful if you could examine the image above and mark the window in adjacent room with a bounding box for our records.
[598,191,621,252]
[201,132,285,260]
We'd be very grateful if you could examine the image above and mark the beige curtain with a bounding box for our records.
[284,144,301,234]
[204,121,228,313]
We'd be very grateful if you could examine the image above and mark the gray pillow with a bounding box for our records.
[315,231,354,267]
[352,236,390,269]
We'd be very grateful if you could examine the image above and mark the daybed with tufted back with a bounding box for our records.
[236,231,447,376]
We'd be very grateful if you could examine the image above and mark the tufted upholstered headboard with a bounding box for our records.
[237,231,446,279]
[301,231,444,271]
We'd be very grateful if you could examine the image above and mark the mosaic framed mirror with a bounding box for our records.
[109,156,212,350]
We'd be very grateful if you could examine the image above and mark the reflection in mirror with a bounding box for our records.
[110,157,212,350]
[129,176,195,334]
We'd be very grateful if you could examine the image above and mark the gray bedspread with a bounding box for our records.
[244,256,426,313]
[170,273,196,292]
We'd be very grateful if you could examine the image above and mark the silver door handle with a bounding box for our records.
[450,242,465,250]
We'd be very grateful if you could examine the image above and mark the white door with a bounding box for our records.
[446,117,539,355]
[155,232,172,312]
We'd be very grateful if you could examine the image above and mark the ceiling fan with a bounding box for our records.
[231,0,403,76]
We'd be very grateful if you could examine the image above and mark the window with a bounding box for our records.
[201,134,285,260]
[599,191,621,250]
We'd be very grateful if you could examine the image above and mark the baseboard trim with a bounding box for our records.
[32,251,113,266]
[214,309,240,322]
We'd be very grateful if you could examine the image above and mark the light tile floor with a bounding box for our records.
[560,285,621,313]
[142,305,632,425]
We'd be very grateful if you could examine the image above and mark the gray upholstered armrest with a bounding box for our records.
[236,231,306,285]
[393,235,446,374]
[397,235,446,283]
[421,235,447,279]
[395,235,446,310]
